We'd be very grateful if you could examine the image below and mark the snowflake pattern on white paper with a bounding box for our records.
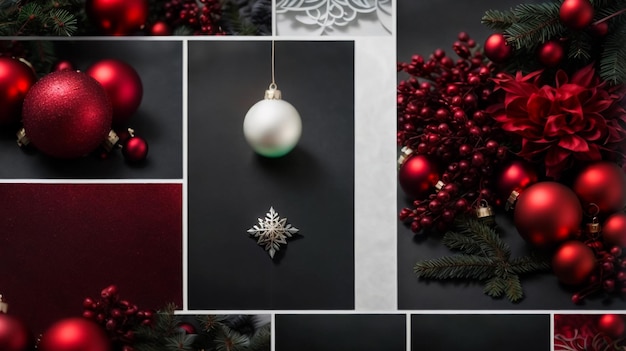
[276,0,392,35]
[247,207,299,259]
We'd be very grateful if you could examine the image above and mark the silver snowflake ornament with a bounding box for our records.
[247,206,299,259]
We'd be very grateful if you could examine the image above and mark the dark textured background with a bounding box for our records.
[187,41,355,309]
[0,40,182,179]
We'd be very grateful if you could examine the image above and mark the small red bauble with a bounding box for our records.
[514,182,583,249]
[552,240,596,285]
[603,213,626,248]
[52,60,75,72]
[122,136,148,162]
[597,314,626,339]
[398,154,439,200]
[0,314,32,351]
[559,0,594,29]
[178,322,196,334]
[0,57,37,125]
[484,33,512,63]
[22,70,112,159]
[150,21,171,36]
[40,318,110,351]
[574,162,626,214]
[538,40,564,67]
[85,0,148,35]
[496,159,538,200]
[589,21,609,37]
[86,59,143,125]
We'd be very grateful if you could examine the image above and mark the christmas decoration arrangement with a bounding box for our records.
[555,314,626,350]
[0,0,270,36]
[0,286,270,351]
[398,0,626,304]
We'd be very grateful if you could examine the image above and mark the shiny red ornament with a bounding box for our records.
[574,162,626,214]
[178,322,196,334]
[85,0,148,35]
[496,159,538,200]
[484,33,512,63]
[603,213,626,248]
[86,59,143,125]
[150,21,171,36]
[560,0,594,29]
[0,57,36,125]
[52,60,75,72]
[597,314,626,339]
[538,40,564,67]
[552,240,596,285]
[514,182,583,249]
[122,136,148,162]
[22,70,112,159]
[0,314,32,351]
[398,154,439,199]
[40,318,110,351]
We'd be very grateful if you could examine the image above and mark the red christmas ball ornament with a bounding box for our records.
[514,182,583,249]
[589,21,609,37]
[0,314,32,351]
[574,162,626,214]
[603,213,626,248]
[22,70,112,159]
[552,240,596,285]
[538,40,564,67]
[560,0,594,29]
[86,59,143,125]
[85,0,148,35]
[484,33,512,63]
[496,159,538,200]
[40,318,110,351]
[122,136,148,162]
[399,154,439,199]
[178,322,196,334]
[150,21,171,36]
[0,57,36,125]
[597,314,626,339]
[52,60,75,72]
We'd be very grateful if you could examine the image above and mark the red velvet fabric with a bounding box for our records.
[0,183,182,333]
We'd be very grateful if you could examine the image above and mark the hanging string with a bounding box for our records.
[269,40,277,90]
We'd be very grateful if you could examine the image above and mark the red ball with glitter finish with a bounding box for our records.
[496,159,538,200]
[0,314,32,351]
[598,314,626,339]
[538,41,564,67]
[514,182,583,249]
[0,57,36,125]
[560,0,594,29]
[86,59,143,125]
[122,136,148,162]
[574,162,626,214]
[21,70,112,159]
[86,0,148,35]
[399,155,439,200]
[603,213,626,248]
[484,33,512,63]
[39,318,110,351]
[552,241,596,285]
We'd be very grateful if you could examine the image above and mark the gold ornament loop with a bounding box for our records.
[505,189,520,211]
[475,200,494,219]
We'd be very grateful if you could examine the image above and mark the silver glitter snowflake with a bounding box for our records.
[247,207,299,259]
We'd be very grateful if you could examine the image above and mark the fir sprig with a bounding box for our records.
[600,20,626,85]
[0,0,82,36]
[414,217,550,303]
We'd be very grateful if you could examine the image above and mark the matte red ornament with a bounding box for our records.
[514,182,583,249]
[560,0,594,29]
[22,70,112,159]
[0,57,36,125]
[484,33,512,63]
[603,213,626,248]
[86,59,143,125]
[589,21,609,37]
[150,21,171,36]
[398,155,439,199]
[538,40,564,67]
[85,0,148,35]
[552,240,596,285]
[597,314,626,339]
[122,136,148,162]
[574,162,626,214]
[39,318,110,351]
[496,159,538,200]
[0,314,32,351]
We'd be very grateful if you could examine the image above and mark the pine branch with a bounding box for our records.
[248,323,271,351]
[414,255,497,280]
[600,20,626,85]
[510,255,551,274]
[214,326,250,351]
[481,8,518,31]
[568,32,593,61]
[504,2,567,50]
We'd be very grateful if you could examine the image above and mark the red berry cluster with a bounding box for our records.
[397,32,508,233]
[82,285,154,351]
[572,242,626,304]
[164,0,224,35]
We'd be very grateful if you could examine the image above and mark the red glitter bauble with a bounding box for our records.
[574,162,626,214]
[598,314,626,339]
[496,159,538,200]
[603,213,626,248]
[514,182,583,249]
[560,0,594,29]
[484,33,512,63]
[122,136,148,162]
[22,70,112,159]
[538,40,564,67]
[85,0,148,35]
[398,155,439,200]
[0,314,32,351]
[150,21,171,36]
[552,241,596,285]
[86,59,143,125]
[52,60,75,72]
[40,318,110,351]
[0,57,36,125]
